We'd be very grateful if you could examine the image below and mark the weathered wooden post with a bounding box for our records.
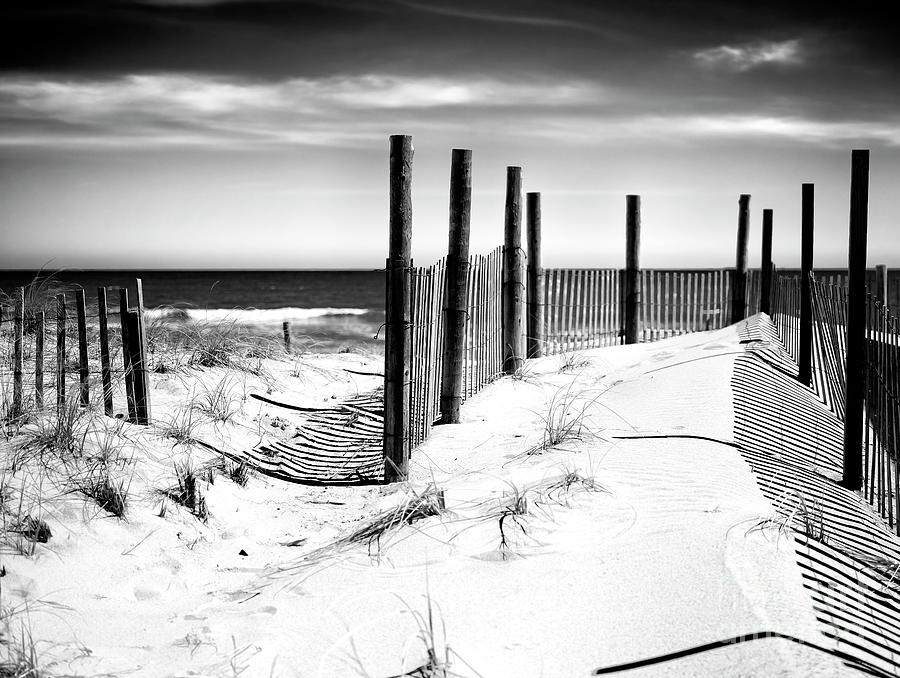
[439,148,472,424]
[384,134,413,483]
[798,184,814,386]
[119,288,137,422]
[526,192,543,358]
[12,287,24,419]
[134,279,151,424]
[760,209,774,316]
[33,310,44,409]
[282,321,291,353]
[731,194,751,324]
[624,195,641,344]
[502,166,525,373]
[56,293,66,413]
[875,264,888,305]
[842,149,870,491]
[97,287,114,416]
[75,289,90,406]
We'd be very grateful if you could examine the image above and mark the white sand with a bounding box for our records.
[1,328,858,676]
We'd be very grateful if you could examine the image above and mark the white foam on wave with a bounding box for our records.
[146,307,370,323]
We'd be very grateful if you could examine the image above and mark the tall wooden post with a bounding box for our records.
[624,195,641,344]
[56,293,66,413]
[875,264,888,305]
[842,150,870,491]
[12,287,24,419]
[439,148,472,424]
[731,194,751,324]
[760,209,774,316]
[34,311,44,410]
[134,279,151,424]
[526,192,543,358]
[119,288,136,422]
[798,184,815,386]
[97,287,114,416]
[384,134,413,483]
[502,166,525,373]
[75,289,90,406]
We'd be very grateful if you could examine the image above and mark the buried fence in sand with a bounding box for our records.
[386,139,899,538]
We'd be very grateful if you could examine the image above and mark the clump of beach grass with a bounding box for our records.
[157,403,203,448]
[195,376,243,425]
[526,384,598,455]
[558,350,591,373]
[283,484,446,570]
[0,613,43,678]
[161,460,209,522]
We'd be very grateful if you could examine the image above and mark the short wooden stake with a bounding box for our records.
[56,293,66,413]
[624,195,641,344]
[502,166,525,373]
[875,264,888,305]
[119,287,137,422]
[34,311,44,410]
[98,287,114,416]
[12,287,24,419]
[384,134,413,483]
[282,321,291,353]
[75,289,90,406]
[731,194,751,324]
[760,209,774,316]
[842,149,870,491]
[798,184,814,386]
[439,148,472,424]
[526,191,543,358]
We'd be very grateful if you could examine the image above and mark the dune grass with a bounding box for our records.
[161,459,209,522]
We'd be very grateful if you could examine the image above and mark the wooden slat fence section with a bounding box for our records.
[777,270,900,535]
[863,293,900,533]
[407,257,446,449]
[543,268,620,354]
[407,248,503,450]
[462,246,503,400]
[0,286,146,422]
[639,269,737,342]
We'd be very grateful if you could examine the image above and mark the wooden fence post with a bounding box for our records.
[12,287,24,419]
[798,184,815,386]
[842,149,870,491]
[75,289,90,406]
[119,287,137,422]
[384,134,413,483]
[97,287,114,416]
[624,195,641,344]
[439,148,472,424]
[56,293,66,413]
[731,194,751,324]
[502,166,525,373]
[760,209,774,316]
[35,311,44,410]
[282,321,291,353]
[134,278,151,424]
[875,264,888,305]
[526,192,543,358]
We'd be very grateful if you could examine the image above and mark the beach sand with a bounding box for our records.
[0,324,867,676]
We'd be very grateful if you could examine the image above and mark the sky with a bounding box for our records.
[0,0,898,270]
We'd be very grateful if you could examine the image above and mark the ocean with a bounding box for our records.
[0,269,386,354]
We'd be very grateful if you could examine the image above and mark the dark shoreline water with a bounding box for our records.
[0,269,386,354]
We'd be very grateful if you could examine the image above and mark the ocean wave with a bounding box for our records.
[145,307,371,324]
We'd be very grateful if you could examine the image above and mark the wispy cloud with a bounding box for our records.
[1,72,897,149]
[694,39,803,71]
